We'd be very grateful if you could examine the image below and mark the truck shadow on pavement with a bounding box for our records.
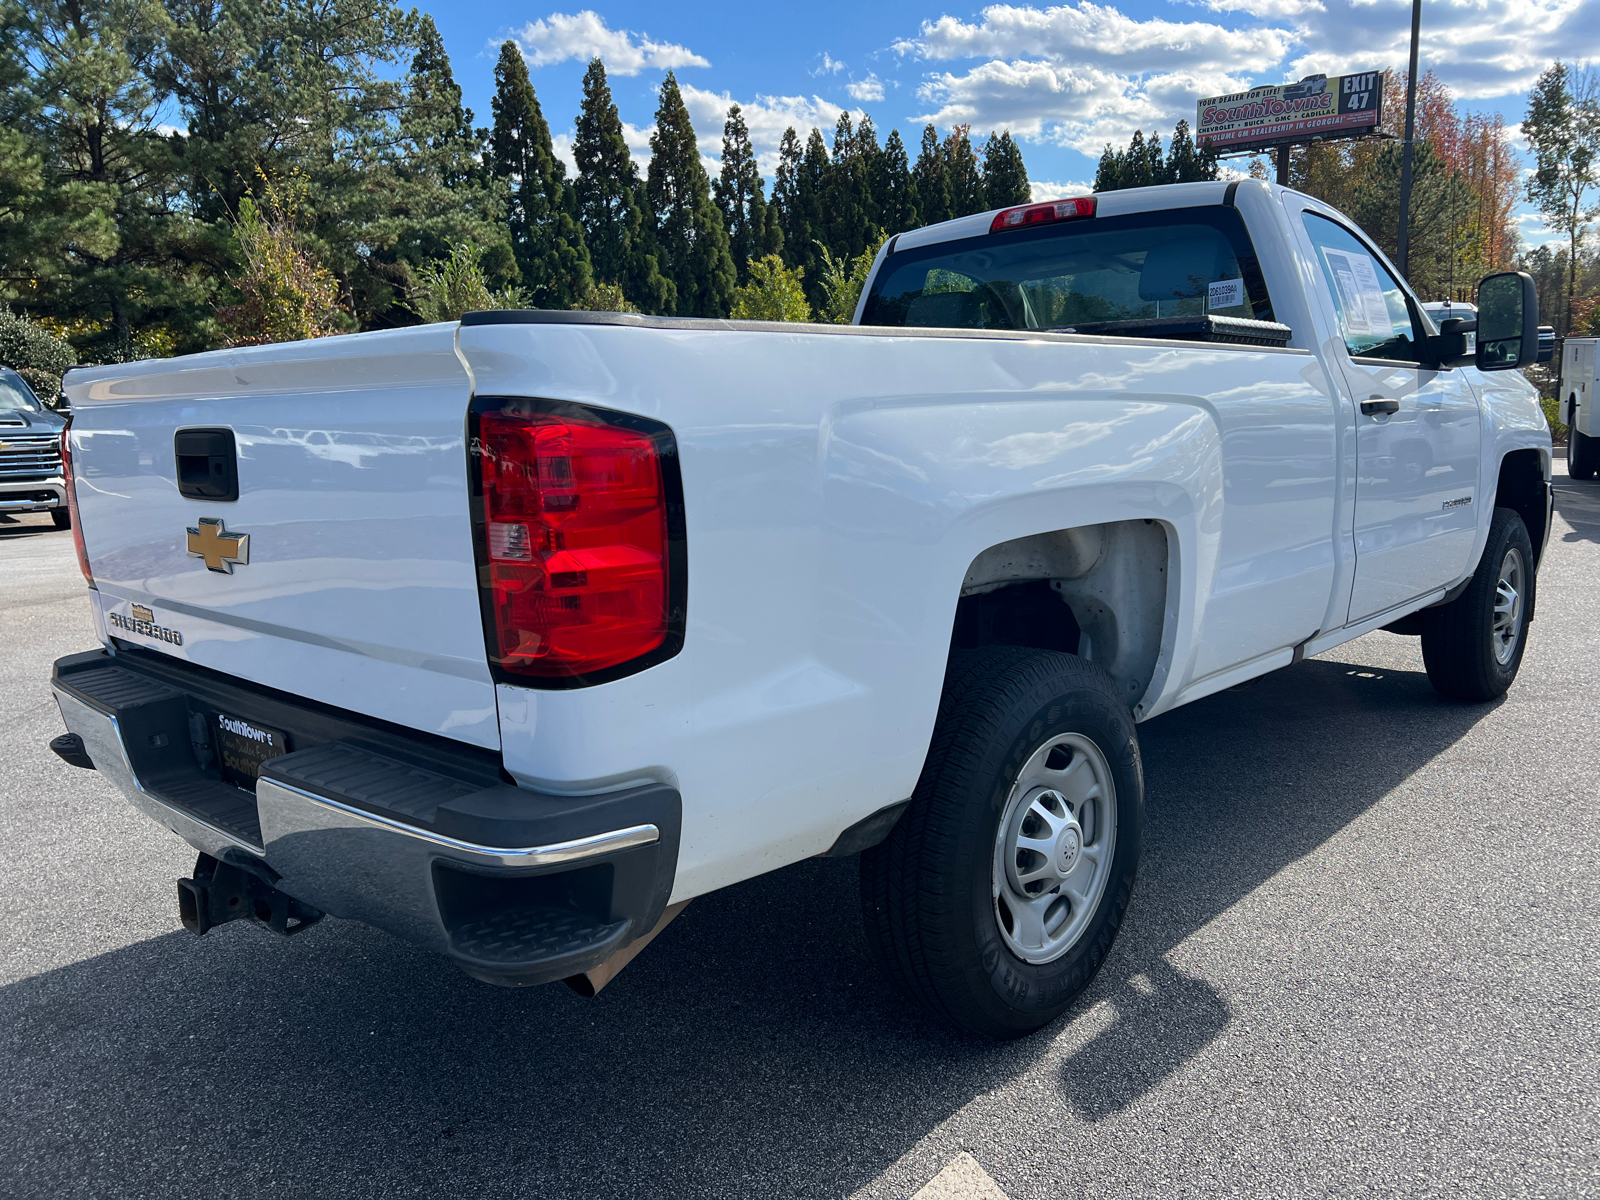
[1554,474,1600,545]
[1,649,1493,1200]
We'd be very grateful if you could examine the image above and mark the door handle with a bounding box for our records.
[1361,397,1400,416]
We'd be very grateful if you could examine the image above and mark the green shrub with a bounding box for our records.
[1542,394,1568,444]
[218,175,346,346]
[408,241,526,323]
[815,233,890,324]
[0,310,76,408]
[0,308,77,378]
[577,282,637,313]
[730,256,810,322]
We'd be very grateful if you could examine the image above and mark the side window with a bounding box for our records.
[1302,213,1421,362]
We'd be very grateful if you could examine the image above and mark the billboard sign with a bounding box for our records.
[1196,72,1383,154]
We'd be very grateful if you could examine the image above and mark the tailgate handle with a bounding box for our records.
[175,428,239,501]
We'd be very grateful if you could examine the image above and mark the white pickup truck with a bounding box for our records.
[48,180,1551,1038]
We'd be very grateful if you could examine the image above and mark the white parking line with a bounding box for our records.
[910,1152,1011,1200]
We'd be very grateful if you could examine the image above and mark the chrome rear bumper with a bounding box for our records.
[52,649,680,985]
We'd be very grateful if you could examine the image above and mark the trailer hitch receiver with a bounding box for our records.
[178,853,324,938]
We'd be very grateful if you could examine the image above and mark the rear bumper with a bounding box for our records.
[0,478,64,513]
[52,649,680,986]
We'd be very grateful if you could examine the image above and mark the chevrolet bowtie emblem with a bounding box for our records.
[186,517,250,574]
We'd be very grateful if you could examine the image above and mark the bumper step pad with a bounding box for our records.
[450,907,628,967]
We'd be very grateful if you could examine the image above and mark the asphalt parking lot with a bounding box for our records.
[2,474,1596,1200]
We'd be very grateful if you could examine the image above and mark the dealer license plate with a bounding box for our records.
[210,711,289,787]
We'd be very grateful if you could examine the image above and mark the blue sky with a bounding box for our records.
[423,1,1595,249]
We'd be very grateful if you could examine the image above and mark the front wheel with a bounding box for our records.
[1420,507,1534,702]
[50,507,71,530]
[860,647,1144,1039]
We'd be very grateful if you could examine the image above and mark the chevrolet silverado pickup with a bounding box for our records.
[48,180,1551,1038]
[0,367,69,527]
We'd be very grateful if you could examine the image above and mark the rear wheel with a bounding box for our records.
[50,508,70,530]
[1421,507,1534,702]
[1570,425,1597,481]
[860,647,1143,1039]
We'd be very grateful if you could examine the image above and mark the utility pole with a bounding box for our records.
[1396,0,1422,279]
[1276,145,1290,186]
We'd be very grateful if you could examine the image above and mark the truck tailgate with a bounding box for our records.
[63,325,498,749]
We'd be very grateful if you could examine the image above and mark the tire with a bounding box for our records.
[859,647,1144,1039]
[1571,426,1597,481]
[50,508,71,530]
[1420,507,1534,702]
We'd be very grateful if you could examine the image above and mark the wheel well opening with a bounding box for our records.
[953,520,1170,710]
[1495,449,1547,565]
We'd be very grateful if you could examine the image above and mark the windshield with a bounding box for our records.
[860,206,1275,332]
[0,376,41,412]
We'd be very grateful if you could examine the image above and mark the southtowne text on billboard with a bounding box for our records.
[1197,72,1383,155]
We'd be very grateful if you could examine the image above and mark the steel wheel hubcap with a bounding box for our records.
[992,733,1117,965]
[1492,547,1525,666]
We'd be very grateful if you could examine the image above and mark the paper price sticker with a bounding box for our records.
[1207,278,1245,311]
[1321,248,1392,340]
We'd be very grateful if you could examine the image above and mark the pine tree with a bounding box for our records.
[1524,62,1600,333]
[645,71,735,318]
[1144,131,1168,185]
[1164,120,1203,184]
[773,127,806,268]
[714,104,768,284]
[945,125,987,216]
[914,125,951,225]
[407,16,480,190]
[856,115,885,239]
[878,128,918,233]
[794,127,831,304]
[489,41,591,308]
[390,17,517,310]
[761,199,784,259]
[1093,145,1121,192]
[571,57,671,314]
[982,130,1029,207]
[825,112,872,262]
[1124,131,1151,188]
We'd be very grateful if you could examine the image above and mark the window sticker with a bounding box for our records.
[1207,277,1245,310]
[1321,248,1393,340]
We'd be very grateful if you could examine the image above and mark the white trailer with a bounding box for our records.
[1563,337,1599,479]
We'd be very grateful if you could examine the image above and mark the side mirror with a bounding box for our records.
[1536,325,1555,364]
[1475,271,1539,371]
[1426,317,1476,369]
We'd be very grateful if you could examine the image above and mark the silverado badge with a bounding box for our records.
[108,603,183,645]
[187,517,250,574]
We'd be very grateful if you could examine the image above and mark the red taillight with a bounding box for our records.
[989,196,1096,233]
[475,409,674,680]
[60,426,93,587]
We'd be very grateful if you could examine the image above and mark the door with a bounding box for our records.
[1301,213,1481,624]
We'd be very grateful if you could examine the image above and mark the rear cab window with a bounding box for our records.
[859,206,1276,336]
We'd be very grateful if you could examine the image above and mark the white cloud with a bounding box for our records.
[888,0,1597,162]
[897,3,1290,75]
[1282,0,1590,100]
[511,11,708,76]
[847,74,886,102]
[1028,179,1094,202]
[1203,0,1325,13]
[679,84,860,164]
[914,58,1252,153]
[813,53,846,77]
